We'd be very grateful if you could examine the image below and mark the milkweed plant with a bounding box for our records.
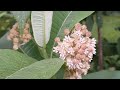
[0,11,96,79]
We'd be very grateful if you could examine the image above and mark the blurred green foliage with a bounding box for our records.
[0,11,16,38]
[88,11,120,73]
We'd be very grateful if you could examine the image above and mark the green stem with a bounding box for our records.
[38,47,49,59]
[32,38,49,59]
[42,48,49,59]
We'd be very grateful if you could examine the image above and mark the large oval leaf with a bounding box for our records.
[83,70,120,79]
[0,49,37,79]
[31,11,53,47]
[11,11,30,34]
[46,11,94,57]
[6,58,64,79]
[51,64,65,79]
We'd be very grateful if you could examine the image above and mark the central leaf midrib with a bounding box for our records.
[43,11,46,48]
[5,58,64,79]
[5,60,37,79]
[1,51,37,78]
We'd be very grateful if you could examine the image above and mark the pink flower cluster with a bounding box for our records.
[53,23,96,79]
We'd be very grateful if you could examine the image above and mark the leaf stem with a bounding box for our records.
[32,38,49,59]
[38,47,49,59]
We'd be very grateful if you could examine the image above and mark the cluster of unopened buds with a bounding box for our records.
[7,22,32,50]
[53,23,96,79]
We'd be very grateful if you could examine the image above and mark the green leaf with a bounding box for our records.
[51,64,65,79]
[86,14,94,31]
[20,39,44,60]
[6,58,64,79]
[104,55,119,65]
[0,33,12,49]
[46,11,94,57]
[83,70,120,79]
[103,39,118,56]
[0,11,7,18]
[96,11,103,29]
[0,49,37,79]
[55,64,65,79]
[31,11,53,48]
[11,11,30,34]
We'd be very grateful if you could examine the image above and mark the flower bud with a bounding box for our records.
[81,44,87,50]
[81,29,86,35]
[73,46,79,51]
[76,54,81,59]
[23,39,29,43]
[25,23,30,29]
[85,57,90,61]
[81,54,86,60]
[22,34,27,39]
[12,23,18,30]
[24,29,29,34]
[14,31,19,36]
[88,47,93,52]
[78,49,84,55]
[13,42,19,45]
[13,38,19,43]
[9,33,14,39]
[13,44,19,50]
[75,23,81,31]
[86,31,91,37]
[54,37,60,43]
[10,29,16,34]
[26,34,32,39]
[64,29,70,35]
[81,25,87,30]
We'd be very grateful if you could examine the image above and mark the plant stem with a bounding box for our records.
[38,47,49,59]
[32,38,49,59]
[42,48,49,59]
[96,11,103,70]
[98,27,103,70]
